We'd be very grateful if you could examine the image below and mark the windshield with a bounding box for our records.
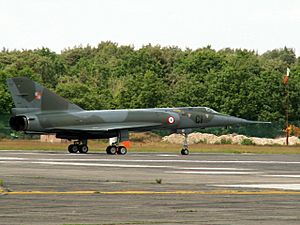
[204,107,218,114]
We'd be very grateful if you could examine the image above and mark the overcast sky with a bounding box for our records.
[1,0,300,55]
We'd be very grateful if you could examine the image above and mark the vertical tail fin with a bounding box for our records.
[7,77,83,114]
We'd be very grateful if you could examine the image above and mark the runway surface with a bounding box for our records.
[0,150,300,225]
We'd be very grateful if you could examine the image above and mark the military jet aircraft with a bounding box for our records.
[7,77,269,155]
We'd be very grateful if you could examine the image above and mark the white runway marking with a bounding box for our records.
[156,154,179,157]
[0,161,170,169]
[32,161,170,168]
[1,155,300,165]
[214,184,300,191]
[0,157,27,160]
[264,175,300,178]
[0,156,254,171]
[178,167,251,171]
[0,151,67,156]
[103,160,300,164]
[0,160,252,172]
[166,171,259,175]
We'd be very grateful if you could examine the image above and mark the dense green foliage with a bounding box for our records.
[0,42,299,123]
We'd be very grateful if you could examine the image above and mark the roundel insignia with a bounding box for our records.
[167,116,175,124]
[35,91,42,100]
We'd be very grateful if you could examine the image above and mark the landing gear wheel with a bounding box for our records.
[118,146,127,155]
[106,146,112,154]
[68,144,79,153]
[79,144,88,154]
[181,148,189,155]
[106,146,118,155]
[110,146,118,155]
[68,144,74,153]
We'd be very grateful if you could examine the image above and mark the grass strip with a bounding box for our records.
[0,140,300,154]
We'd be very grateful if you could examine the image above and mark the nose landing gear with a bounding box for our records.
[181,133,189,155]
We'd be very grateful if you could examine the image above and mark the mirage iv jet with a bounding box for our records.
[7,77,268,155]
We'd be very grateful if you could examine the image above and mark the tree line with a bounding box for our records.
[0,42,299,123]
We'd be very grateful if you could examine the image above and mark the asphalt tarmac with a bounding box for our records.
[0,150,300,225]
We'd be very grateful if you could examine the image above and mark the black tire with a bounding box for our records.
[109,146,118,155]
[68,144,74,153]
[68,144,79,153]
[79,144,88,154]
[106,146,112,154]
[118,146,127,155]
[181,149,189,155]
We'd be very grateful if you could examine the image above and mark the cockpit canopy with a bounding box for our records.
[204,107,218,114]
[175,107,220,114]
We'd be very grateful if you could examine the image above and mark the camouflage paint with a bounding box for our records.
[7,77,269,141]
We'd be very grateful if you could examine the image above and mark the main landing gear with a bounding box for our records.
[105,132,128,155]
[106,145,127,155]
[68,140,89,154]
[67,135,128,155]
[181,133,189,155]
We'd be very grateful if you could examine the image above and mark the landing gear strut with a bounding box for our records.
[106,134,128,155]
[181,133,189,155]
[68,140,88,154]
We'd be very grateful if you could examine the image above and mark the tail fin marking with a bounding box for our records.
[7,77,83,113]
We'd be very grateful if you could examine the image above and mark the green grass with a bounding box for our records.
[241,138,256,145]
[0,179,5,192]
[0,139,300,154]
[155,178,162,184]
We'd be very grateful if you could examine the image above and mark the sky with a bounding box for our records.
[1,0,300,55]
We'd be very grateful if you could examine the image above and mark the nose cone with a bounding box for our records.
[211,115,270,127]
[212,115,247,126]
[225,116,250,125]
